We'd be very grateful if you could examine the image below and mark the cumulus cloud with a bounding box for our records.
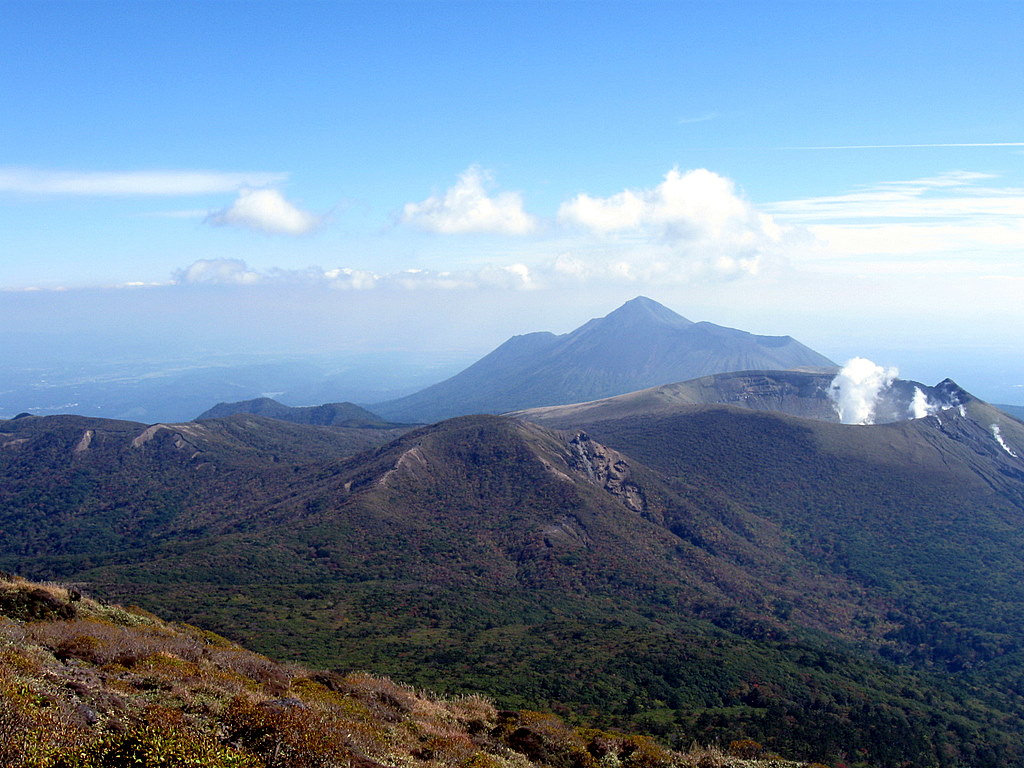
[559,168,773,238]
[401,166,536,235]
[0,168,286,196]
[173,259,263,286]
[557,168,792,279]
[206,188,321,235]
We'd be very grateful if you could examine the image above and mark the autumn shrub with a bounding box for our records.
[460,752,512,768]
[341,671,420,720]
[449,693,498,732]
[726,740,764,760]
[0,584,76,622]
[28,619,207,669]
[0,672,91,768]
[209,648,292,694]
[46,722,258,768]
[413,733,479,763]
[0,693,34,766]
[618,735,678,768]
[222,695,358,767]
[494,710,599,768]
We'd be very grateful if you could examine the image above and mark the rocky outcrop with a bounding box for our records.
[568,432,646,514]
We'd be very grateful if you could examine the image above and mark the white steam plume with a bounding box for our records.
[991,424,1019,458]
[829,357,898,425]
[910,386,942,420]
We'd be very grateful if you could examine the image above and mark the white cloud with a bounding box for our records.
[0,168,287,196]
[173,259,263,286]
[206,188,321,235]
[766,171,1019,222]
[168,258,536,292]
[559,168,771,238]
[401,166,536,235]
[557,168,794,279]
[169,258,540,293]
[323,267,379,290]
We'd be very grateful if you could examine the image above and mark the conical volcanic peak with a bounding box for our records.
[583,295,694,332]
[372,298,835,423]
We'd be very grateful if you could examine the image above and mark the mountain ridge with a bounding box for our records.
[371,297,836,423]
[513,369,984,427]
[195,397,402,428]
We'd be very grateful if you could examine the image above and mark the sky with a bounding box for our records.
[2,0,1023,404]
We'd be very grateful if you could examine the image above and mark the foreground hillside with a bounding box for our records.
[0,575,804,768]
[4,400,1024,766]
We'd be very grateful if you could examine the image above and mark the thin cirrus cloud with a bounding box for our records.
[205,187,322,236]
[0,168,287,196]
[765,171,1024,267]
[0,167,322,236]
[781,142,1024,150]
[677,112,718,125]
[401,166,536,235]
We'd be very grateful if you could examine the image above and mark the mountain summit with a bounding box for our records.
[372,296,835,423]
[579,294,694,331]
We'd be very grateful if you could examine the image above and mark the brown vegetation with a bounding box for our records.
[0,575,804,768]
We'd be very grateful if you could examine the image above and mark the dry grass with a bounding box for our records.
[0,576,810,768]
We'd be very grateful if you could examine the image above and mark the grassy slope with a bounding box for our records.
[0,575,806,768]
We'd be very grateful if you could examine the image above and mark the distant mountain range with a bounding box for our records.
[196,397,402,427]
[371,296,836,423]
[4,375,1024,765]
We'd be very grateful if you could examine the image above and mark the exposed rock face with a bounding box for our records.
[73,429,94,453]
[568,432,646,514]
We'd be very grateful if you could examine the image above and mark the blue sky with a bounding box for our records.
[2,0,1023,402]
